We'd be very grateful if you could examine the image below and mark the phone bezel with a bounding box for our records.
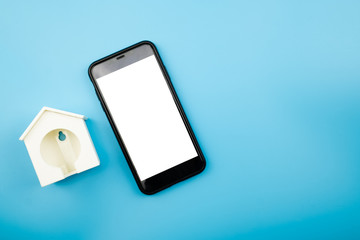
[88,41,206,194]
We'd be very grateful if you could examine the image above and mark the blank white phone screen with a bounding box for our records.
[96,54,198,180]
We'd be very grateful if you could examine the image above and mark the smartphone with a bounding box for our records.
[88,41,206,194]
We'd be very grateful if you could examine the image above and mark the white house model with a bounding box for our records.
[19,107,100,187]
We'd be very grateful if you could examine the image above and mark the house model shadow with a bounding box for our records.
[20,107,100,187]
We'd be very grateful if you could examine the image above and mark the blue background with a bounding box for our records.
[1,0,360,239]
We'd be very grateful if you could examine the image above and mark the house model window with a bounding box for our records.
[19,107,100,187]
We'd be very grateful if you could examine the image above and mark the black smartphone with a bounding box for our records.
[88,41,206,194]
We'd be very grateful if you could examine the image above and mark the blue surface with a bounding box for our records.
[1,1,360,239]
